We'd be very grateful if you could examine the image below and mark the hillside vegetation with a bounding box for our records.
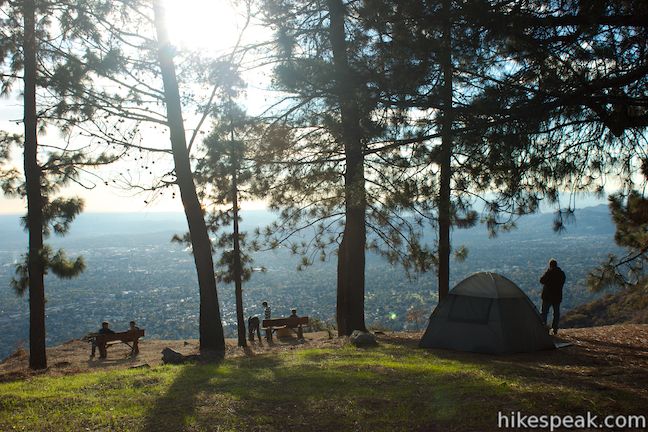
[1,327,647,431]
[563,282,648,328]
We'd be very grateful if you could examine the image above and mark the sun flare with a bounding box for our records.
[163,0,243,53]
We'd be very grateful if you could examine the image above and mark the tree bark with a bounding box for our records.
[327,0,367,335]
[153,0,225,353]
[231,142,247,347]
[23,0,47,370]
[438,0,453,302]
[336,235,347,333]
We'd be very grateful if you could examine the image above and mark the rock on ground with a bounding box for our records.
[350,330,378,347]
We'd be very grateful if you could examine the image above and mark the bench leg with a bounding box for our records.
[297,325,304,340]
[132,339,139,357]
[265,328,273,342]
[98,342,108,359]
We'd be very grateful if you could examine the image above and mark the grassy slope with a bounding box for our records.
[1,336,646,432]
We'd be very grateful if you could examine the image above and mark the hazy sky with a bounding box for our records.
[0,0,616,216]
[0,0,271,215]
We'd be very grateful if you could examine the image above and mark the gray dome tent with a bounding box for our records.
[419,272,555,354]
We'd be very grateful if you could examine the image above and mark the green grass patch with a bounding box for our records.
[0,341,645,431]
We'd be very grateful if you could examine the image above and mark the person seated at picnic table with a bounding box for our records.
[90,321,115,358]
[289,308,305,339]
[128,320,141,355]
[129,320,139,332]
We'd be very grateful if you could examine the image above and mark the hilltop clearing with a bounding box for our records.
[0,205,621,360]
[1,326,647,431]
[0,331,341,381]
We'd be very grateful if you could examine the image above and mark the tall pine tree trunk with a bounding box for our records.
[336,235,348,333]
[23,0,47,370]
[153,0,225,353]
[438,0,453,302]
[327,0,367,335]
[231,155,246,347]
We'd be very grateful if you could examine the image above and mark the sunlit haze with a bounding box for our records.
[0,0,269,215]
[164,0,244,53]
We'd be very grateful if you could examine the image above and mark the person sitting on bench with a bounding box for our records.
[91,321,115,358]
[128,321,140,355]
[288,309,304,339]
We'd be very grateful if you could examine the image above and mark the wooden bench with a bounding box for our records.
[90,329,145,358]
[262,317,309,342]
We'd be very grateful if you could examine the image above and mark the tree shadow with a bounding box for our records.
[141,354,282,432]
[572,335,648,355]
[85,356,142,369]
[141,335,648,431]
[385,333,648,408]
[142,363,211,432]
[139,343,547,431]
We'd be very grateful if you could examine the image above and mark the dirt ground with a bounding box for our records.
[0,330,343,382]
[381,324,648,403]
[2,325,648,392]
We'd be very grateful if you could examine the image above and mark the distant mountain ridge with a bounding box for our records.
[0,204,615,245]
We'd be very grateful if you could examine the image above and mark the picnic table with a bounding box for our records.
[262,316,309,342]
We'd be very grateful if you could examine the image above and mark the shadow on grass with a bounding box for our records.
[142,355,283,432]
[141,334,648,431]
[382,333,648,412]
[141,342,567,431]
[85,356,142,369]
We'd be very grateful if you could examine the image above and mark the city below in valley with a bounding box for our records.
[0,205,621,359]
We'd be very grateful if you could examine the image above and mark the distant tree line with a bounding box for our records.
[1,0,646,369]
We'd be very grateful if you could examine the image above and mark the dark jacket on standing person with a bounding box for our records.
[540,266,566,303]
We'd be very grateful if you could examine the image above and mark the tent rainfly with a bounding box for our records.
[419,272,556,354]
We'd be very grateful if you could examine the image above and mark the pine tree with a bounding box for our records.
[2,0,236,359]
[0,0,119,369]
[326,0,368,333]
[27,0,230,354]
[588,187,648,290]
[359,0,648,298]
[258,0,402,334]
[191,101,259,348]
[257,0,482,327]
[462,0,648,213]
[152,0,225,353]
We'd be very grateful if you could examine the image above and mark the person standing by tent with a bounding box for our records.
[539,259,566,335]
